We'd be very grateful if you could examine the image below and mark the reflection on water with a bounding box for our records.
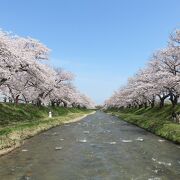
[0,111,179,180]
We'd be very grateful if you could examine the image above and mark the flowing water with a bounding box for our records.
[0,111,179,180]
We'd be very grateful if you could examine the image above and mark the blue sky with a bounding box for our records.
[0,0,180,104]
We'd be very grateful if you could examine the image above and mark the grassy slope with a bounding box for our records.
[0,103,93,154]
[105,105,180,144]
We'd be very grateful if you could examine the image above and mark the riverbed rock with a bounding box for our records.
[152,157,172,166]
[109,142,117,145]
[22,149,28,152]
[52,132,58,136]
[77,139,87,143]
[83,131,89,134]
[122,140,133,143]
[158,139,165,142]
[136,137,144,142]
[55,147,63,150]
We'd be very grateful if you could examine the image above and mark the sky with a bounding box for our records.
[0,0,180,104]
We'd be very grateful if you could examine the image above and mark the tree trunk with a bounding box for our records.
[51,101,55,107]
[9,97,12,103]
[36,98,42,106]
[15,95,20,104]
[157,94,169,108]
[144,102,147,109]
[56,101,60,107]
[139,104,143,109]
[150,96,155,108]
[170,94,179,108]
[151,100,155,108]
[37,92,44,106]
[159,98,164,108]
[64,102,67,108]
[61,100,67,108]
[3,97,7,103]
[72,102,76,108]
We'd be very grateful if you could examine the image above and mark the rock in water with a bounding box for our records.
[136,137,144,142]
[152,157,171,166]
[158,161,171,166]
[122,140,132,143]
[78,139,87,143]
[22,149,28,152]
[83,131,89,134]
[109,142,117,145]
[158,139,165,142]
[52,132,58,136]
[106,130,111,133]
[55,147,63,150]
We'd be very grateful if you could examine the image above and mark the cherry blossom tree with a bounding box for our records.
[0,30,49,86]
[0,30,94,109]
[105,29,180,110]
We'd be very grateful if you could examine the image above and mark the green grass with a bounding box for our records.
[0,103,89,126]
[105,104,180,144]
[0,103,94,154]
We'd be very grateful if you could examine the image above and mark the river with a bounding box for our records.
[0,111,179,180]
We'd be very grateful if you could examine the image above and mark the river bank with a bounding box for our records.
[105,105,180,144]
[0,103,94,156]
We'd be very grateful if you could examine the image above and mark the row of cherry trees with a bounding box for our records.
[105,29,180,109]
[0,30,94,108]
